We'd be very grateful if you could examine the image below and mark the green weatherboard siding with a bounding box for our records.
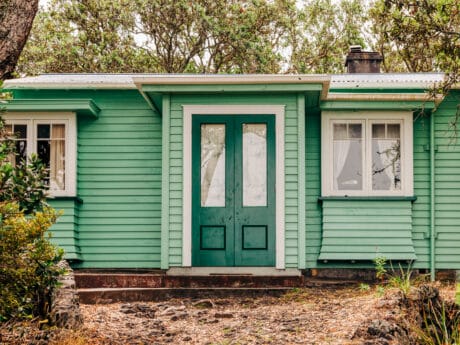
[12,89,163,269]
[318,200,417,261]
[8,84,460,271]
[192,115,276,266]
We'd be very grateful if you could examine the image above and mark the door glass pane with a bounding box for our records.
[372,123,401,191]
[201,124,226,207]
[333,123,363,190]
[243,123,267,206]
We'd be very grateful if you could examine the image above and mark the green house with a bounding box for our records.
[2,67,460,278]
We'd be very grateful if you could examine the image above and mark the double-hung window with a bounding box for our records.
[321,111,413,196]
[4,113,77,197]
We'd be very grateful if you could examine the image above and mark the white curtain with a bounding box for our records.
[201,124,226,207]
[50,125,65,191]
[333,140,351,190]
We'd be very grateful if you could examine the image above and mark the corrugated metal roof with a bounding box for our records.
[330,73,445,89]
[2,72,447,90]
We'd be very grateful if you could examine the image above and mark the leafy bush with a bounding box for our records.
[0,108,63,322]
[0,202,63,321]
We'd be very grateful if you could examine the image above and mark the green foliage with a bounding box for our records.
[0,202,63,321]
[288,0,367,73]
[17,0,370,75]
[387,261,415,296]
[0,101,62,322]
[359,283,370,291]
[416,299,460,345]
[373,256,387,281]
[369,0,460,77]
[372,257,424,297]
[0,116,47,213]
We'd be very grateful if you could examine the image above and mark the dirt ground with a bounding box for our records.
[0,283,456,345]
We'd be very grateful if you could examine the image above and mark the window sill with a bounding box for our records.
[47,196,83,204]
[318,195,417,203]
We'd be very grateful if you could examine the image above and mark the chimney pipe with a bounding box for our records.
[345,45,383,73]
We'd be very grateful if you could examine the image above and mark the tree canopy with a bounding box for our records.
[7,0,460,80]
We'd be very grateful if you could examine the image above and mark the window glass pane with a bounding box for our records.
[372,124,385,138]
[372,122,401,191]
[201,124,225,207]
[11,125,27,166]
[37,124,50,138]
[387,124,400,139]
[37,140,50,187]
[37,124,66,191]
[349,124,362,138]
[14,124,27,139]
[243,123,267,206]
[50,125,66,191]
[333,124,347,140]
[333,123,362,191]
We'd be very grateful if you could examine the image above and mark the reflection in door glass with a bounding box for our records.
[201,124,226,207]
[243,123,267,206]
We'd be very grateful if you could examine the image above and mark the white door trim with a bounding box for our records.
[183,105,285,269]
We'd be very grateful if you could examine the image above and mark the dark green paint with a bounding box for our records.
[192,115,276,267]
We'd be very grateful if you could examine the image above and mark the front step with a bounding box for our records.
[74,272,359,304]
[78,287,293,304]
[74,272,305,289]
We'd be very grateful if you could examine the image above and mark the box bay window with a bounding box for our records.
[322,111,413,196]
[4,113,76,197]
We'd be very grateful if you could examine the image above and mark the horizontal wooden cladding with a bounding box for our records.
[72,91,163,268]
[319,200,416,261]
[48,199,81,260]
[432,92,460,269]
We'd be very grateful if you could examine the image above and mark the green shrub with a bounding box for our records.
[0,202,63,321]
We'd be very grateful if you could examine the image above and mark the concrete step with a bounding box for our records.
[78,287,293,304]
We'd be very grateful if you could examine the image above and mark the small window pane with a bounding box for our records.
[387,124,400,139]
[349,124,362,138]
[201,124,226,207]
[333,124,347,140]
[372,124,386,139]
[14,124,27,139]
[243,123,267,206]
[38,124,50,138]
[372,139,401,191]
[333,122,363,191]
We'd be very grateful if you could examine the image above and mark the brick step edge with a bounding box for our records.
[77,287,293,304]
[74,274,306,289]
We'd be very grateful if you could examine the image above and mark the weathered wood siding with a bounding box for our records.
[319,200,416,260]
[14,89,163,268]
[47,199,80,260]
[167,93,301,267]
[305,108,322,266]
[433,91,460,269]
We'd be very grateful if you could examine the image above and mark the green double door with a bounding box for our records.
[192,115,276,267]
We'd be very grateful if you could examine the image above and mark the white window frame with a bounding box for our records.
[321,110,413,197]
[3,112,77,197]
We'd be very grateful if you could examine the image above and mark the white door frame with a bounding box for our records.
[182,105,285,269]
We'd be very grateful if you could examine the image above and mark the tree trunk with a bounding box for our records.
[0,0,39,80]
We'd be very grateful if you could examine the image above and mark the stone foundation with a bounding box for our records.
[49,261,83,329]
